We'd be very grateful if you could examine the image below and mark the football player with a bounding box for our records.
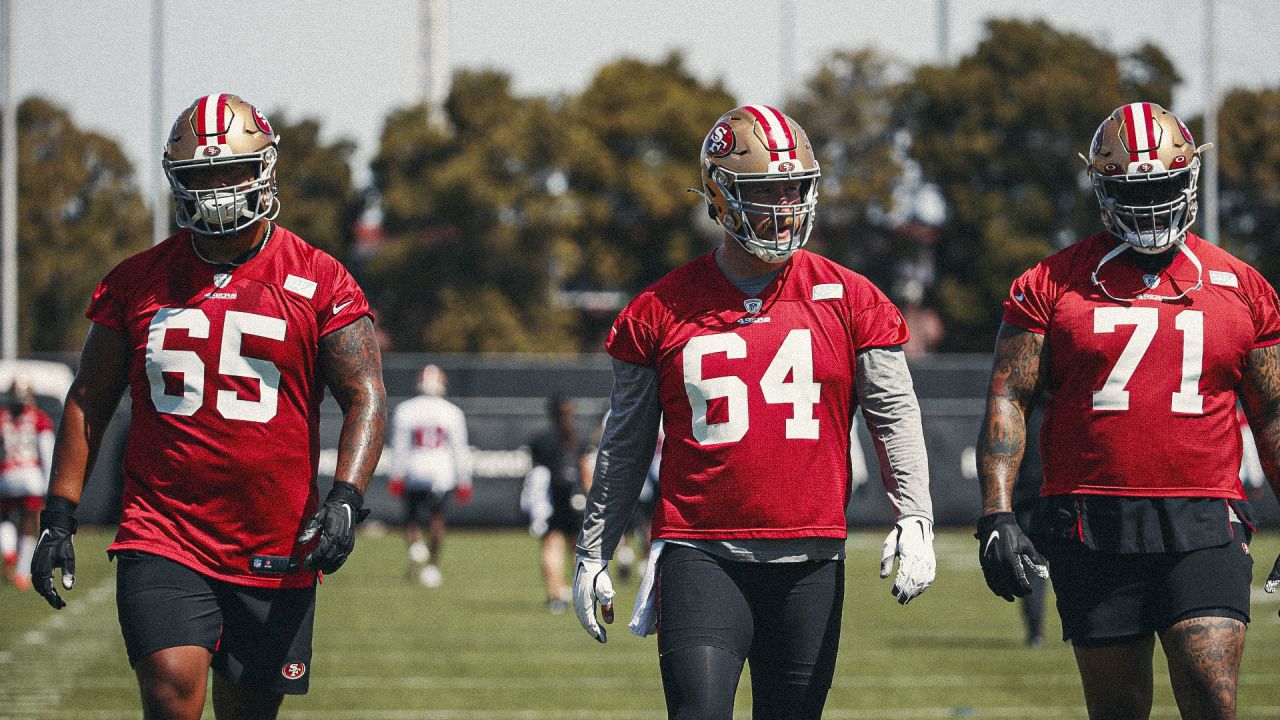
[529,393,593,613]
[0,377,54,589]
[976,102,1280,719]
[574,105,936,719]
[29,93,386,720]
[388,364,472,587]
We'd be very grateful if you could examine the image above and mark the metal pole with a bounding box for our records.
[780,0,796,101]
[937,0,950,64]
[151,0,166,245]
[1,0,18,359]
[1202,0,1219,245]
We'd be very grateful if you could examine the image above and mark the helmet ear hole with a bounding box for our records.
[706,204,718,221]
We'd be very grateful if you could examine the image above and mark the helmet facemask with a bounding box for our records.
[1091,159,1199,253]
[712,168,820,263]
[165,149,279,237]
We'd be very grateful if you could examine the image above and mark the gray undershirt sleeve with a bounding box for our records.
[575,358,663,561]
[856,346,934,522]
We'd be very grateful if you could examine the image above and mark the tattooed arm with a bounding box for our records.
[1239,343,1280,500]
[976,322,1049,514]
[319,316,387,495]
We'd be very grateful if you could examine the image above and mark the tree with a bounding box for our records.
[366,58,734,352]
[11,97,150,351]
[268,113,363,263]
[786,49,909,295]
[905,20,1180,350]
[1215,88,1280,281]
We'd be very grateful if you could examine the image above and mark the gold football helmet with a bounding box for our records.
[163,93,280,236]
[697,105,820,263]
[1085,102,1209,252]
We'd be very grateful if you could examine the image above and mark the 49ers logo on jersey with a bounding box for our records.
[281,661,307,680]
[705,123,736,157]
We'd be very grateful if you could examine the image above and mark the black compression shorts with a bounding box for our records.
[114,550,316,695]
[1047,524,1253,646]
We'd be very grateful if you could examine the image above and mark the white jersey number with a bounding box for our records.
[146,308,286,422]
[683,329,821,445]
[1092,307,1204,414]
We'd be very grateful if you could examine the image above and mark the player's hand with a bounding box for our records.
[573,556,615,643]
[1263,553,1280,616]
[299,482,370,574]
[879,516,936,605]
[31,497,78,610]
[455,484,473,505]
[388,477,405,499]
[976,512,1048,602]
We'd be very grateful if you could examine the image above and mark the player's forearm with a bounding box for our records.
[856,347,932,521]
[321,318,387,495]
[978,323,1045,515]
[333,402,385,494]
[977,397,1026,514]
[47,397,106,505]
[1239,344,1280,497]
[577,359,661,561]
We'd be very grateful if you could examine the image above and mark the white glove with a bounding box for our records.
[880,516,936,605]
[573,556,616,643]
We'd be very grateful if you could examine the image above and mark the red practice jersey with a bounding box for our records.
[1004,232,1280,499]
[1,407,53,478]
[86,225,371,588]
[607,249,909,540]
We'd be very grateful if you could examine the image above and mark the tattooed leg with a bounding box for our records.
[1073,637,1155,720]
[1159,616,1245,720]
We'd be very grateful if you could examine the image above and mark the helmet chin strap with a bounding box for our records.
[1090,236,1203,303]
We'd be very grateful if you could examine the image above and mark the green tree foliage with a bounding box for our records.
[269,113,362,262]
[367,57,733,352]
[787,49,907,293]
[1215,88,1280,280]
[11,98,150,351]
[906,19,1179,350]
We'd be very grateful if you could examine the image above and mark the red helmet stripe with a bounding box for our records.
[195,95,210,145]
[1122,102,1160,163]
[1122,104,1140,162]
[743,104,797,161]
[215,93,229,146]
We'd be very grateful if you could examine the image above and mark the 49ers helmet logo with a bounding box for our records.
[252,106,274,136]
[281,661,307,680]
[705,123,736,158]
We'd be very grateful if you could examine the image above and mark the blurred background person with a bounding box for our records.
[389,364,472,588]
[0,377,54,589]
[525,394,592,613]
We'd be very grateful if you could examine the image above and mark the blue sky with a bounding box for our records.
[10,1,1277,194]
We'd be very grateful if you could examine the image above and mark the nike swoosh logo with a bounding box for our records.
[983,530,1000,557]
[332,300,354,315]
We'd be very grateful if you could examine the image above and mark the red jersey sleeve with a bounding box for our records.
[316,257,372,336]
[1003,263,1056,334]
[853,301,909,350]
[1243,269,1280,348]
[606,293,661,367]
[85,263,131,331]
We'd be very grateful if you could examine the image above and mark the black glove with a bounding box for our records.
[1263,553,1280,616]
[976,512,1047,602]
[299,482,370,574]
[31,496,78,610]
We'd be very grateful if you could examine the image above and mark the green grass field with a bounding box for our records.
[4,527,1280,719]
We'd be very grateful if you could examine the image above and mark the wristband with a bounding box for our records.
[975,511,1017,539]
[41,495,79,533]
[326,482,364,511]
